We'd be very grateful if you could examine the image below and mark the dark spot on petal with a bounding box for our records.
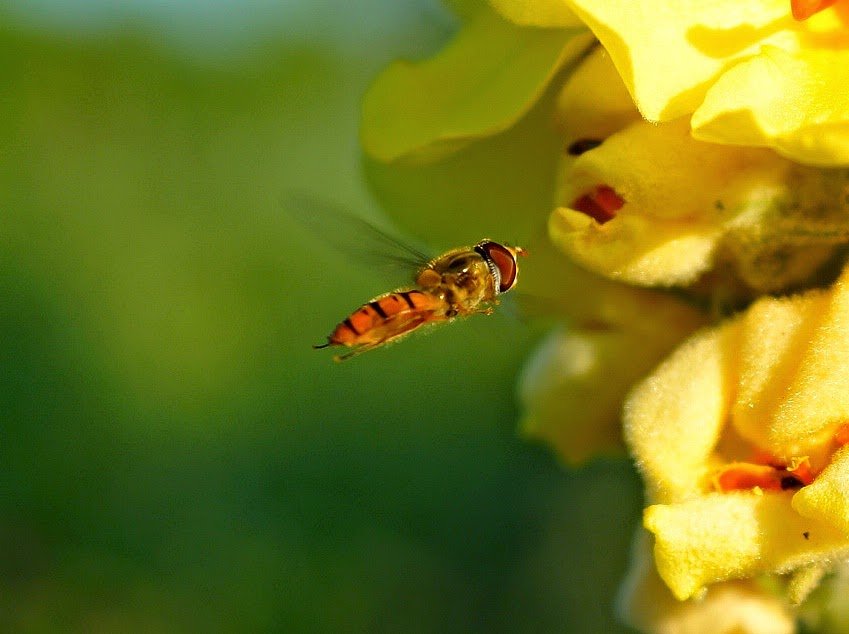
[567,138,602,156]
[803,531,810,540]
[571,185,624,225]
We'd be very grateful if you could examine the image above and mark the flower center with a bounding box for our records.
[571,185,624,225]
[714,457,813,492]
[714,423,849,492]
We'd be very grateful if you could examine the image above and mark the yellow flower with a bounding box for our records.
[564,0,849,166]
[517,277,705,465]
[552,46,849,291]
[617,530,795,634]
[625,264,849,602]
[360,2,849,630]
[361,3,592,164]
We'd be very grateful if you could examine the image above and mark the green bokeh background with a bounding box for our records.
[1,2,640,631]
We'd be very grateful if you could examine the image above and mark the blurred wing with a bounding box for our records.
[284,194,434,277]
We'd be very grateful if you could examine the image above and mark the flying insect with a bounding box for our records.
[292,196,527,361]
[314,238,526,360]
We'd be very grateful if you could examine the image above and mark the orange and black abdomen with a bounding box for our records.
[322,289,444,348]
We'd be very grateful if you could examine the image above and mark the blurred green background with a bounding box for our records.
[1,1,640,631]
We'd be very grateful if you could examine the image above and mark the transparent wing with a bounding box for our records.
[284,193,434,279]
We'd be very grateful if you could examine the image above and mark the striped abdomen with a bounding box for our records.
[320,289,446,350]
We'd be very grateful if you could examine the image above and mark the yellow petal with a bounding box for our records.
[556,120,779,223]
[693,47,849,166]
[554,46,642,142]
[731,289,832,457]
[519,323,704,465]
[772,268,849,453]
[715,266,849,459]
[645,492,849,600]
[516,235,706,466]
[794,447,849,536]
[624,322,740,503]
[363,71,579,246]
[488,0,583,27]
[361,8,592,163]
[551,119,785,287]
[550,205,721,287]
[518,329,627,464]
[618,530,795,634]
[565,0,792,121]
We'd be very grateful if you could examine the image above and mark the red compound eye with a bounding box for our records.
[476,241,518,293]
[571,185,624,225]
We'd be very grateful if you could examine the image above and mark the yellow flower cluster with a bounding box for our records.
[361,0,849,632]
[566,0,849,165]
[552,46,849,291]
[628,265,849,603]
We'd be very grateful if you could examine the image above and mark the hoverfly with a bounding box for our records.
[294,197,527,361]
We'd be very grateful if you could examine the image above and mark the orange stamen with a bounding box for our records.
[785,457,815,485]
[750,449,782,467]
[714,456,814,493]
[716,463,785,492]
[791,0,839,20]
[571,185,624,225]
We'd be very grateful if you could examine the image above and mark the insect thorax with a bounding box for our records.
[418,249,497,312]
